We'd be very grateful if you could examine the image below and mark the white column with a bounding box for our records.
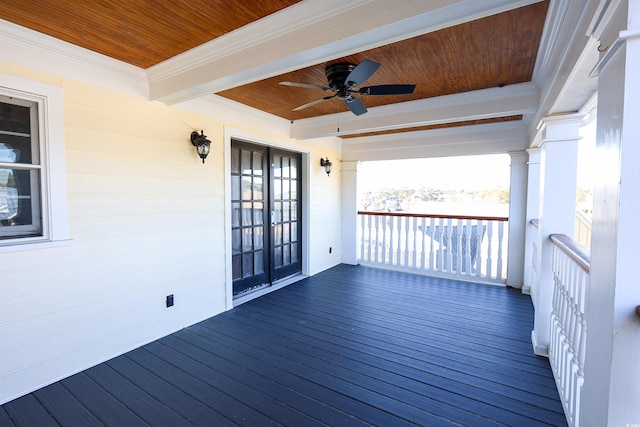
[341,161,359,265]
[522,148,541,296]
[581,1,640,424]
[531,114,582,356]
[506,151,527,288]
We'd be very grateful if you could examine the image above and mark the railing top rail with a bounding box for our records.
[549,233,590,273]
[358,211,508,222]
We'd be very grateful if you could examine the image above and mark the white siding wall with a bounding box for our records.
[0,64,343,404]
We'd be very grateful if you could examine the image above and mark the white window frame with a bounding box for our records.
[0,73,70,252]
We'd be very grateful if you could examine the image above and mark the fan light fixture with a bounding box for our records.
[191,130,211,164]
[320,157,332,176]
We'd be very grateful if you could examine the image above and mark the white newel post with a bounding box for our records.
[522,148,541,296]
[531,114,582,357]
[341,161,359,265]
[506,151,527,288]
[581,1,640,425]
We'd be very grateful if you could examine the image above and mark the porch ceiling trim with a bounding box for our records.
[342,120,528,161]
[291,82,539,140]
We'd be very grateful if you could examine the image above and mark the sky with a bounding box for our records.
[358,154,511,192]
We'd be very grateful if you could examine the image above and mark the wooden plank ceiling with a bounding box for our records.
[0,0,548,132]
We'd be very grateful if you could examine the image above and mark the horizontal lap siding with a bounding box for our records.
[0,78,228,403]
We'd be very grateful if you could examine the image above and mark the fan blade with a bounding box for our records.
[359,84,416,95]
[344,96,367,116]
[292,94,336,111]
[279,81,332,92]
[345,59,380,88]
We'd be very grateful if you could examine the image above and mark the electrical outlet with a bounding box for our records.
[166,294,174,307]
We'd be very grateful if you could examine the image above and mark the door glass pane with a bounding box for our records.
[231,147,240,174]
[241,150,252,174]
[283,223,290,244]
[274,247,282,268]
[282,202,290,222]
[291,222,297,242]
[231,202,240,227]
[273,156,281,178]
[242,228,253,251]
[232,229,241,253]
[253,202,264,225]
[232,255,242,280]
[253,177,263,200]
[274,178,282,200]
[273,202,282,224]
[283,180,290,200]
[283,244,290,264]
[290,157,297,178]
[242,202,253,226]
[291,201,297,220]
[291,243,298,262]
[242,253,254,277]
[254,251,264,274]
[274,225,282,245]
[231,176,240,200]
[253,152,263,176]
[291,179,297,199]
[282,157,290,178]
[241,177,252,200]
[254,226,264,249]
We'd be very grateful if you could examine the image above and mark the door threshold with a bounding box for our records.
[233,273,307,307]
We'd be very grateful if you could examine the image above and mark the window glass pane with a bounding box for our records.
[231,147,240,174]
[0,135,32,163]
[0,168,38,228]
[0,102,30,134]
[253,152,263,176]
[241,149,252,175]
[242,253,254,277]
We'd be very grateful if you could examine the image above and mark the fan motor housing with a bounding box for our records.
[325,63,356,89]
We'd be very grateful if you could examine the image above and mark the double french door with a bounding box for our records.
[231,140,302,296]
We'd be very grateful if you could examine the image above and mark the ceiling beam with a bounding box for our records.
[290,82,539,140]
[148,0,544,105]
[342,120,528,162]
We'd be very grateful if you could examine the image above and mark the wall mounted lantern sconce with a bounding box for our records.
[320,157,332,176]
[190,130,211,164]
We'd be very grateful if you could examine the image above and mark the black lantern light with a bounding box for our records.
[190,130,211,164]
[320,157,332,176]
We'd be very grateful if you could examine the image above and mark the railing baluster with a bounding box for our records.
[356,212,508,283]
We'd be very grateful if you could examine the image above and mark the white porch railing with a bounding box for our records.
[549,233,590,427]
[357,211,508,282]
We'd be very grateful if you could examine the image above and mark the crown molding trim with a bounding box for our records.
[0,18,148,99]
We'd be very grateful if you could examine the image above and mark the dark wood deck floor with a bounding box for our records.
[1,264,567,426]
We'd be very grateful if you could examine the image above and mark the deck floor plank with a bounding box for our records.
[1,264,567,426]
